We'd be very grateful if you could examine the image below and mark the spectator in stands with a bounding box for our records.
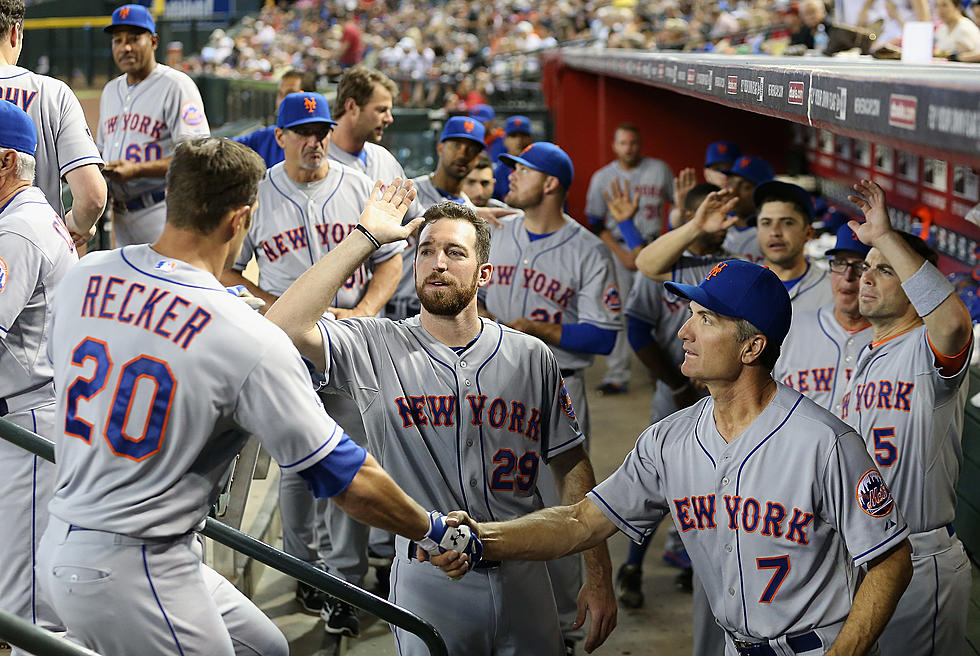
[934,0,980,55]
[791,0,835,48]
[232,69,317,168]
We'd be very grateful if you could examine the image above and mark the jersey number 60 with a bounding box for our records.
[64,337,176,461]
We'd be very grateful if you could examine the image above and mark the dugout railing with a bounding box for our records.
[0,610,101,656]
[0,418,449,656]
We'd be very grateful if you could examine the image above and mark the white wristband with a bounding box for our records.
[900,261,954,318]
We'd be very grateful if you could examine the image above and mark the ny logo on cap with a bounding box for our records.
[120,6,131,18]
[718,144,727,154]
[304,97,317,114]
[738,157,750,167]
[514,119,523,126]
[521,143,534,155]
[463,120,475,133]
[705,262,728,280]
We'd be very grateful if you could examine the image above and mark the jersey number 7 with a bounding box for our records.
[756,555,790,603]
[64,337,176,461]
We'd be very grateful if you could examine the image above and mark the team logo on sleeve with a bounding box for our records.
[0,257,7,292]
[603,284,622,312]
[181,101,204,126]
[558,379,576,419]
[856,469,895,517]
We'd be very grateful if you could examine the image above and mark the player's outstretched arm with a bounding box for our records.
[64,164,108,243]
[848,179,972,356]
[825,540,911,656]
[219,269,279,313]
[550,447,618,653]
[333,452,431,540]
[266,179,420,368]
[329,253,402,319]
[635,190,738,281]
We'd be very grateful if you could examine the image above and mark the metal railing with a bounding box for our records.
[0,610,101,656]
[0,418,449,656]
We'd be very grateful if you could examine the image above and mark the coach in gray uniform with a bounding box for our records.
[0,0,106,247]
[774,224,872,415]
[438,259,913,656]
[637,181,832,311]
[0,101,78,646]
[266,194,616,656]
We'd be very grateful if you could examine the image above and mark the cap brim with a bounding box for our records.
[663,281,739,321]
[442,135,485,149]
[499,153,535,171]
[280,117,338,129]
[104,23,153,34]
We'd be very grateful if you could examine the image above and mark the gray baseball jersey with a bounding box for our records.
[314,315,582,654]
[47,245,350,537]
[0,65,104,217]
[385,174,474,320]
[839,324,972,655]
[723,225,763,261]
[98,64,209,204]
[589,383,909,643]
[584,157,673,243]
[482,214,623,372]
[774,304,872,415]
[232,160,401,304]
[0,186,77,635]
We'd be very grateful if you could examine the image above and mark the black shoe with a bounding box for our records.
[564,638,576,656]
[596,382,629,395]
[674,568,693,593]
[322,597,360,637]
[615,563,644,609]
[296,581,328,614]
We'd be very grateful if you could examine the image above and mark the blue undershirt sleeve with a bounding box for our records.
[297,434,368,498]
[559,323,617,355]
[617,218,645,251]
[627,315,656,352]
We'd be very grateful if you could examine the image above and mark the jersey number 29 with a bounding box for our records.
[64,337,176,461]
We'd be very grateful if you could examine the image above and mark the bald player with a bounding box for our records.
[585,123,673,395]
[232,68,317,167]
[385,115,485,320]
[99,4,210,246]
[637,180,832,311]
[0,0,106,247]
[774,224,872,416]
[266,198,617,656]
[0,100,78,649]
[438,259,914,656]
[841,179,973,656]
[36,138,478,656]
[220,91,404,636]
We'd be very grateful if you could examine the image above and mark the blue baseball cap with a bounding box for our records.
[0,101,38,155]
[825,224,871,258]
[500,142,574,190]
[439,116,486,148]
[723,155,774,185]
[504,115,532,136]
[753,180,814,222]
[705,141,742,167]
[470,104,495,123]
[105,4,156,34]
[664,259,792,347]
[277,92,337,129]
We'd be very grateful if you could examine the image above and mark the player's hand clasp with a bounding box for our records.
[418,510,483,578]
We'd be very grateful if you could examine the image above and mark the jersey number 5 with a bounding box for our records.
[872,427,897,467]
[756,555,790,603]
[64,337,176,461]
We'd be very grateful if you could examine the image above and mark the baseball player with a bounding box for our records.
[232,69,317,168]
[99,4,210,247]
[440,259,915,656]
[265,198,617,656]
[462,154,501,208]
[35,137,479,656]
[774,224,872,416]
[719,156,773,260]
[0,101,77,648]
[471,104,505,164]
[220,91,404,636]
[0,0,106,247]
[484,142,622,440]
[840,179,974,656]
[637,181,833,311]
[585,123,673,395]
[385,115,485,320]
[491,115,533,202]
[703,141,742,188]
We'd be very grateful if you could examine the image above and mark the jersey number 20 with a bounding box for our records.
[64,337,176,461]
